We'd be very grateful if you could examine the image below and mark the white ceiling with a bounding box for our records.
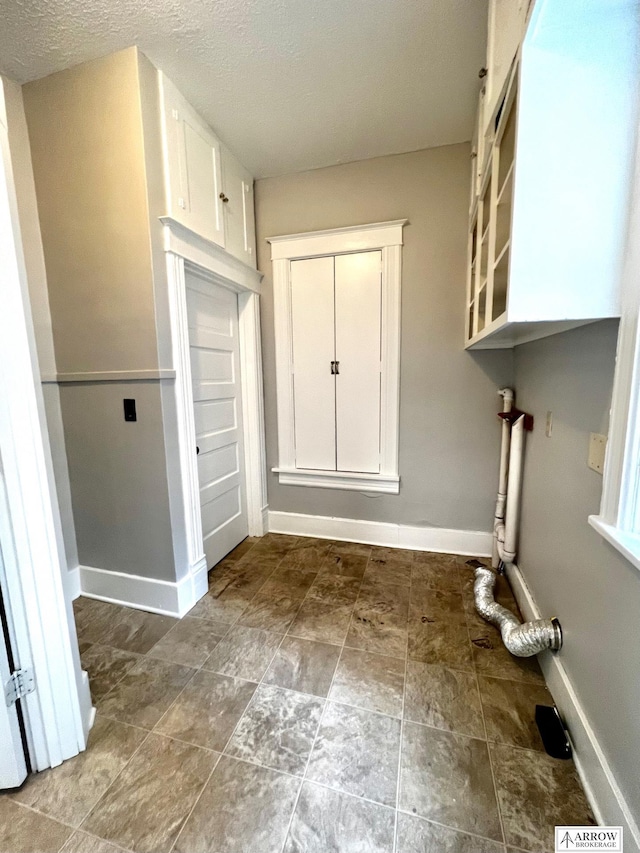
[0,0,487,177]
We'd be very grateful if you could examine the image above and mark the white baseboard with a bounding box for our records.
[506,562,640,853]
[76,559,208,618]
[67,565,81,600]
[267,510,492,556]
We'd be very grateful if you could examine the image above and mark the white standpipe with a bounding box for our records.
[475,387,562,657]
[493,387,514,568]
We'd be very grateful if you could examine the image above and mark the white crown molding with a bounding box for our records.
[506,561,640,851]
[267,219,408,261]
[267,510,492,555]
[161,216,263,294]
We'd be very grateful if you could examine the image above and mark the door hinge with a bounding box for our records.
[5,668,35,707]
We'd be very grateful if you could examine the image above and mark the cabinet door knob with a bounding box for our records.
[331,360,340,375]
[478,67,488,79]
[219,192,229,202]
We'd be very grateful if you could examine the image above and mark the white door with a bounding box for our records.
[186,272,249,569]
[0,539,28,789]
[290,256,336,470]
[335,251,382,473]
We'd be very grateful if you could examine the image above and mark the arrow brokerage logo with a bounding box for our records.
[555,827,623,852]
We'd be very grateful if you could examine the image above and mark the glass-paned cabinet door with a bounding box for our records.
[466,212,479,341]
[492,87,517,322]
[477,173,492,334]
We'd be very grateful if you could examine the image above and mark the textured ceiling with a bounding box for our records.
[0,0,487,177]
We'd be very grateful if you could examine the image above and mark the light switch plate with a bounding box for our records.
[588,433,607,474]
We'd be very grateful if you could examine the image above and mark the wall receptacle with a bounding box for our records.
[588,433,607,474]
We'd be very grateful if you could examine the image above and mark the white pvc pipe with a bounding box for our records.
[493,388,514,568]
[502,414,525,563]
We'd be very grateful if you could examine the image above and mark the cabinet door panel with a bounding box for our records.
[221,147,256,267]
[290,257,336,470]
[183,119,225,246]
[335,251,382,474]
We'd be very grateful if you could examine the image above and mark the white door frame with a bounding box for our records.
[162,218,268,585]
[0,84,90,775]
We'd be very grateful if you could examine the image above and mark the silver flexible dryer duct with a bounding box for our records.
[473,564,562,656]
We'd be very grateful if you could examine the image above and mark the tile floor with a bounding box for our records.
[2,534,595,853]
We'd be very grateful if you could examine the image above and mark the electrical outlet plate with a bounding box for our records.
[588,433,607,474]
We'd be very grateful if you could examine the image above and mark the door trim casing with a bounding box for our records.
[163,219,267,613]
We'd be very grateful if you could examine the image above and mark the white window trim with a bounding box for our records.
[268,220,407,493]
[589,130,640,572]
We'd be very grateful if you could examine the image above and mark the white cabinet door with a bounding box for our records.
[220,146,256,268]
[186,273,248,569]
[290,257,336,470]
[335,252,382,473]
[160,74,225,248]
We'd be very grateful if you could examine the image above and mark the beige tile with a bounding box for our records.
[345,579,409,658]
[155,669,256,751]
[408,619,473,670]
[306,574,362,606]
[146,616,227,667]
[490,742,595,853]
[97,657,195,729]
[82,734,217,853]
[400,722,502,842]
[191,562,274,622]
[479,676,552,750]
[403,660,484,737]
[329,648,405,717]
[237,592,302,632]
[288,599,354,645]
[59,831,129,853]
[278,539,331,572]
[96,609,177,654]
[73,598,130,645]
[264,636,341,697]
[225,685,324,775]
[11,716,147,827]
[396,813,506,853]
[0,798,71,853]
[79,644,140,704]
[307,702,401,807]
[284,782,395,853]
[175,755,300,853]
[202,624,282,681]
[261,566,318,600]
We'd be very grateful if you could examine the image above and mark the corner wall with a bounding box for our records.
[255,145,513,538]
[513,320,640,843]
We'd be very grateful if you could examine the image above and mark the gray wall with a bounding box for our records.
[22,49,178,582]
[256,145,513,533]
[514,320,640,823]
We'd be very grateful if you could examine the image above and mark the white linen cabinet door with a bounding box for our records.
[335,251,382,473]
[290,257,336,470]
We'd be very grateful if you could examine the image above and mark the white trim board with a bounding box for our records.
[267,511,492,556]
[42,369,176,384]
[506,561,640,852]
[75,561,208,618]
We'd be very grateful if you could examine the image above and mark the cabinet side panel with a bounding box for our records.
[290,256,336,470]
[335,251,382,473]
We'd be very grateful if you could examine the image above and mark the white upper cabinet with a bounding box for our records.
[220,145,256,268]
[466,0,640,349]
[483,0,530,138]
[160,74,225,248]
[159,73,257,267]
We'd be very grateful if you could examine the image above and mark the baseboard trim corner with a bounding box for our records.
[267,510,492,556]
[77,562,206,618]
[507,561,640,852]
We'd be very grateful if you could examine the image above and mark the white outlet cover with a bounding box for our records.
[588,433,607,474]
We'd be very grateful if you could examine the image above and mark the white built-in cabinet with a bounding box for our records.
[270,221,405,494]
[159,73,257,268]
[466,0,640,349]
